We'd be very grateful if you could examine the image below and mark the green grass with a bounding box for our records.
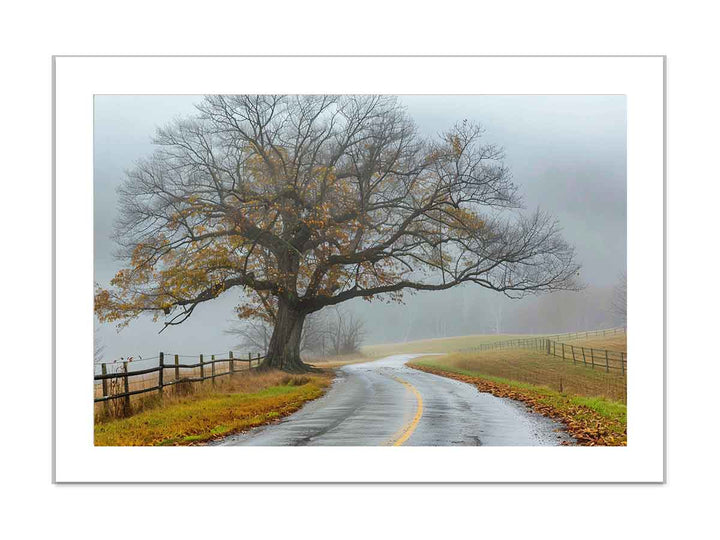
[95,375,331,446]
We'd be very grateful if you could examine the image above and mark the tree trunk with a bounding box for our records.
[261,300,310,372]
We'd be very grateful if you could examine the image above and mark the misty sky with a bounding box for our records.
[94,95,626,362]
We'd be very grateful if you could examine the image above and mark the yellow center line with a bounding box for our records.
[389,376,424,446]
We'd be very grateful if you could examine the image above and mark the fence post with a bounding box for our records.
[571,345,576,365]
[211,354,216,387]
[257,352,262,368]
[582,347,587,366]
[101,363,109,416]
[122,361,131,416]
[229,351,234,374]
[561,342,565,360]
[591,348,595,369]
[621,352,625,375]
[546,339,550,355]
[248,351,252,370]
[174,354,180,381]
[605,349,610,373]
[158,352,164,397]
[200,354,204,380]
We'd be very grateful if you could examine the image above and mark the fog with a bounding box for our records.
[94,95,626,361]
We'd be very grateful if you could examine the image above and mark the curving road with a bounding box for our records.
[217,354,573,446]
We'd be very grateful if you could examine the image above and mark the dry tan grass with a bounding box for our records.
[94,370,333,446]
[94,364,320,422]
[362,333,529,357]
[569,334,627,353]
[426,348,627,403]
[362,329,626,357]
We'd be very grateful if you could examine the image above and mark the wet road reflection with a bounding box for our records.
[217,355,573,446]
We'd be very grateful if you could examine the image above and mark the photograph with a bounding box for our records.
[92,93,628,448]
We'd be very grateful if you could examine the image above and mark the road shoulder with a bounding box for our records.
[409,360,626,446]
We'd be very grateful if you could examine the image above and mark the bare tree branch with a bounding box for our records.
[95,95,581,371]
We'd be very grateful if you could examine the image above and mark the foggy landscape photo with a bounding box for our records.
[93,94,627,447]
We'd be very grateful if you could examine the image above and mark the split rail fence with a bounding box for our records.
[94,351,264,414]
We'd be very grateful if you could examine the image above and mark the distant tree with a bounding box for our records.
[322,307,365,356]
[300,312,326,354]
[225,318,273,354]
[611,272,627,326]
[95,95,580,372]
[227,311,324,354]
[227,306,363,357]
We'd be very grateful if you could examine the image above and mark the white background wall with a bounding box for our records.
[1,2,715,539]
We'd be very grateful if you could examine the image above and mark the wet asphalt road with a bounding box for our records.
[217,354,573,446]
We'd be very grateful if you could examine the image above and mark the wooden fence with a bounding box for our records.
[545,339,626,374]
[460,327,627,374]
[459,327,626,353]
[94,351,264,413]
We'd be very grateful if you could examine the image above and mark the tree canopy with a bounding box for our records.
[95,95,580,371]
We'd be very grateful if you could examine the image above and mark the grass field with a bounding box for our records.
[362,333,530,357]
[571,334,627,353]
[94,370,332,446]
[362,329,625,357]
[420,347,626,402]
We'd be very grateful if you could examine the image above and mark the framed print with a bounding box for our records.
[53,55,664,483]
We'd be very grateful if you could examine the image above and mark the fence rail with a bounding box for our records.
[95,329,626,413]
[545,339,626,374]
[459,327,627,374]
[94,351,265,410]
[460,327,626,353]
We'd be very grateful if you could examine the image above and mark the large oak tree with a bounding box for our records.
[95,95,580,372]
